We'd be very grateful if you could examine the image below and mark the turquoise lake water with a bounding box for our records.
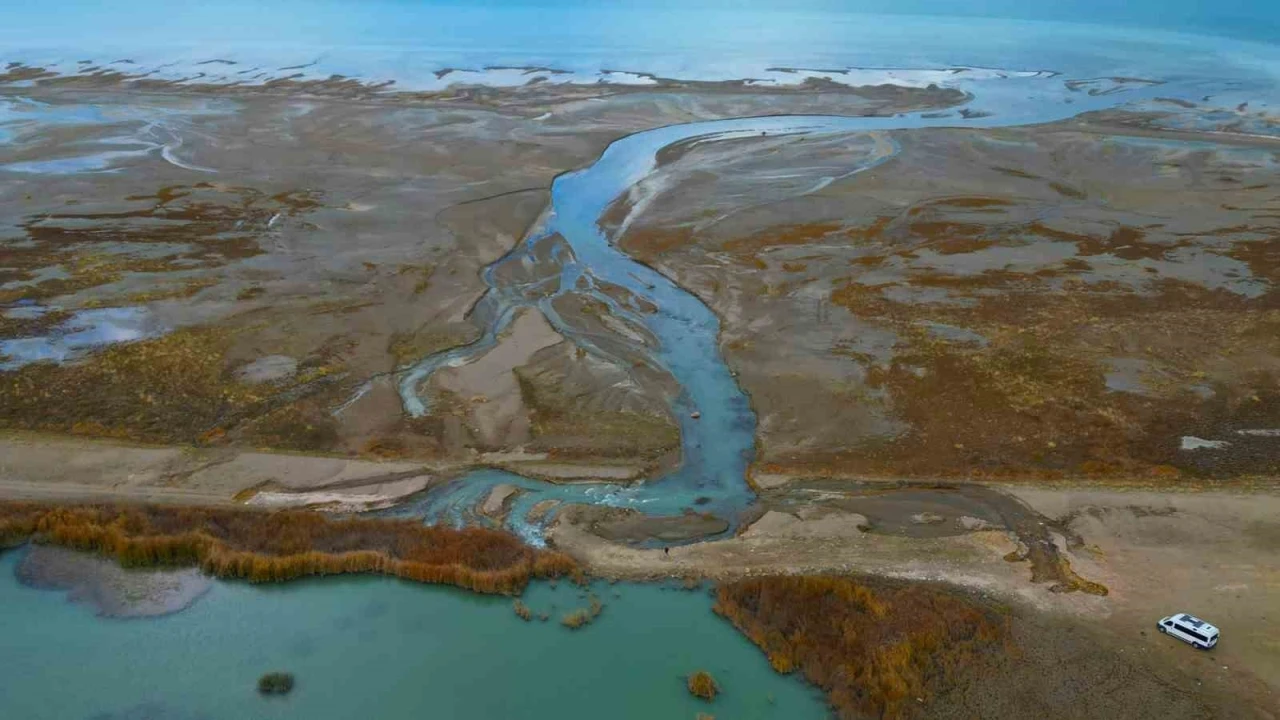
[0,549,825,720]
[3,1,1278,98]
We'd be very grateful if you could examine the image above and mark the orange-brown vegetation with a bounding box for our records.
[906,221,987,242]
[686,670,720,701]
[0,184,320,306]
[560,593,603,629]
[714,576,1005,720]
[907,196,1012,212]
[622,227,695,263]
[722,223,842,253]
[0,502,576,595]
[0,328,343,451]
[692,206,1279,481]
[513,599,533,621]
[827,277,1280,479]
[0,184,349,453]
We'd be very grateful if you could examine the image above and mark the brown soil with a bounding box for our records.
[567,505,730,544]
[928,603,1270,720]
[614,118,1280,481]
[550,479,1280,709]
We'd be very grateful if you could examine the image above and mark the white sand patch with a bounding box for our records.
[1236,429,1280,437]
[245,476,430,511]
[1181,436,1230,450]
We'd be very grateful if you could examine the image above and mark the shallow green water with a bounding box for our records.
[0,550,825,720]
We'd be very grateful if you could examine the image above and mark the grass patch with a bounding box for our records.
[514,367,679,460]
[560,593,603,629]
[0,327,343,451]
[387,329,475,367]
[714,575,1005,719]
[0,328,257,443]
[513,599,533,621]
[0,502,577,595]
[257,672,295,695]
[687,670,719,701]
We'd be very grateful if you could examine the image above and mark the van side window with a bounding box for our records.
[1175,625,1208,643]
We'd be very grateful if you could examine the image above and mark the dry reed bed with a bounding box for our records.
[687,670,719,701]
[0,502,577,595]
[714,576,1006,720]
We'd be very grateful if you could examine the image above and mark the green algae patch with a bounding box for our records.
[257,672,295,695]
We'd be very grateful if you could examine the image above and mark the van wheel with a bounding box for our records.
[1193,642,1203,649]
[1158,625,1167,634]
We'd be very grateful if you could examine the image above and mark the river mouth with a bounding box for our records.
[376,72,1190,542]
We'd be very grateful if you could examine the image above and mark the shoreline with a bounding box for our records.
[0,60,976,115]
[0,501,578,594]
[2,509,1272,717]
[1,430,1272,510]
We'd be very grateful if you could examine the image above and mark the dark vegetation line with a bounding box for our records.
[0,502,577,595]
[714,575,1007,720]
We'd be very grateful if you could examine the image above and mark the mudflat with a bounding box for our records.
[3,52,1279,718]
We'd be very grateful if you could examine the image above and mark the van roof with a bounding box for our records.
[1177,613,1219,636]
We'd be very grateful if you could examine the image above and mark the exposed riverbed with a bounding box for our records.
[382,74,1206,542]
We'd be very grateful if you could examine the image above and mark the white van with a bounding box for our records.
[1157,613,1219,650]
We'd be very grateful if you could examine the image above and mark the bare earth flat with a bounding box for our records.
[2,66,1278,717]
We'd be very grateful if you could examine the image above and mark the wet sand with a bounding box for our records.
[0,432,445,509]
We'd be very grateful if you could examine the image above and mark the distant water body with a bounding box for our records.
[2,1,1279,106]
